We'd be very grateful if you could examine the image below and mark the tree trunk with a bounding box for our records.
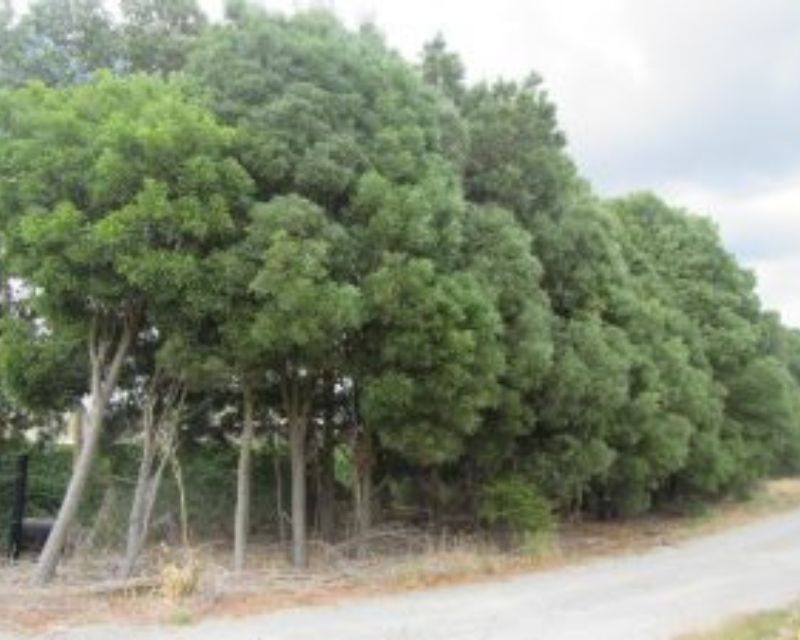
[289,412,307,568]
[171,453,189,548]
[69,410,83,473]
[353,429,373,558]
[121,379,182,578]
[319,427,336,543]
[319,374,336,543]
[33,319,134,586]
[234,384,255,573]
[354,469,372,552]
[34,394,105,584]
[273,430,286,545]
[122,410,155,577]
[121,453,168,577]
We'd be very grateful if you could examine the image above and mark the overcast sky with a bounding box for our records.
[12,0,800,325]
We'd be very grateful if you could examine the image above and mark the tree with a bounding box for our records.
[350,173,508,533]
[247,195,362,567]
[420,34,466,105]
[610,193,795,501]
[121,370,185,577]
[0,74,251,583]
[0,0,209,89]
[0,0,119,87]
[188,7,484,561]
[119,0,207,74]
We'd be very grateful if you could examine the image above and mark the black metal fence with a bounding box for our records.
[0,452,66,558]
[1,443,285,557]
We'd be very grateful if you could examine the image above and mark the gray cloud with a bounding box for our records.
[577,0,800,192]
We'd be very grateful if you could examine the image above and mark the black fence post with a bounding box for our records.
[8,453,28,560]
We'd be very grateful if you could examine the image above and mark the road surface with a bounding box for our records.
[15,508,800,640]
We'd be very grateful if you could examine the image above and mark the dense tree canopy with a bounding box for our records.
[1,1,799,578]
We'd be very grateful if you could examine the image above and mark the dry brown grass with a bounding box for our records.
[679,604,800,639]
[4,478,800,634]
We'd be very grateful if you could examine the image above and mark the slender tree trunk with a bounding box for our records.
[33,320,134,586]
[69,410,83,473]
[354,469,372,557]
[281,371,311,570]
[172,453,189,548]
[356,471,372,534]
[122,452,168,577]
[353,428,373,557]
[319,374,336,542]
[273,430,286,545]
[123,409,155,577]
[319,427,336,543]
[33,393,105,583]
[122,379,182,578]
[234,384,255,573]
[289,411,307,568]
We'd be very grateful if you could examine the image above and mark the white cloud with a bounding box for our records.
[749,256,800,328]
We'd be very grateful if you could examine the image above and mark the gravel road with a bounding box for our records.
[14,508,800,640]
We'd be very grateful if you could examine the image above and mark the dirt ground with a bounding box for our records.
[3,478,800,635]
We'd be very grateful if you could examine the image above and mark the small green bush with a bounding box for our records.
[479,476,554,548]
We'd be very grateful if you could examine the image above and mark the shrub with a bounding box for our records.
[479,476,554,549]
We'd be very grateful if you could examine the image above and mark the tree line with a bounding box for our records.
[1,0,799,585]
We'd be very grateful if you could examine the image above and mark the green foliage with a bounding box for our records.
[0,0,119,87]
[119,0,207,74]
[0,0,209,87]
[479,476,554,541]
[2,73,249,313]
[248,195,362,360]
[0,7,798,548]
[0,73,251,424]
[360,256,504,464]
[0,317,84,412]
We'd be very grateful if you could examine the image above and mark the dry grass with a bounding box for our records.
[680,605,800,639]
[4,478,800,634]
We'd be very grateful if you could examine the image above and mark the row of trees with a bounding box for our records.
[1,0,799,585]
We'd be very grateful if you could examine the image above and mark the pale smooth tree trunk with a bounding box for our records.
[234,384,255,573]
[282,372,312,569]
[171,452,189,548]
[68,410,83,472]
[279,370,312,569]
[273,429,286,545]
[289,412,308,568]
[318,374,336,543]
[122,452,168,577]
[121,386,175,578]
[123,408,155,576]
[33,317,135,586]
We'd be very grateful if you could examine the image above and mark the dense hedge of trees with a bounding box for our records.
[1,0,799,582]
